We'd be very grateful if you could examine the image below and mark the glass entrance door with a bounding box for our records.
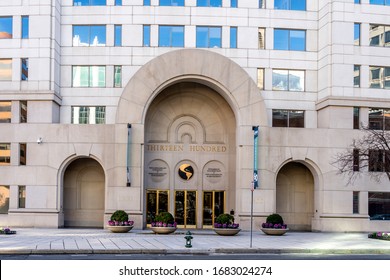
[203,191,225,228]
[146,190,169,225]
[175,190,197,228]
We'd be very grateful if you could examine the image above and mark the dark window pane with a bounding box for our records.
[272,110,288,127]
[288,110,304,127]
[353,149,360,171]
[353,107,360,129]
[369,192,390,220]
[353,191,359,214]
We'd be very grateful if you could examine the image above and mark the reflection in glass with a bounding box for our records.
[114,25,122,46]
[257,68,264,90]
[354,65,360,87]
[114,65,122,88]
[354,23,360,46]
[274,29,289,50]
[0,59,12,81]
[275,0,306,10]
[73,25,106,46]
[369,192,390,220]
[274,29,305,51]
[196,26,221,48]
[143,25,151,47]
[231,0,238,8]
[0,17,12,39]
[0,144,11,165]
[175,191,197,228]
[19,186,26,209]
[20,101,27,123]
[71,106,106,124]
[197,0,222,7]
[21,58,28,81]
[146,190,169,224]
[160,0,184,6]
[230,27,237,48]
[19,143,26,165]
[72,66,105,87]
[258,28,265,49]
[159,26,184,47]
[369,0,390,5]
[0,185,10,214]
[0,101,11,123]
[272,110,304,128]
[22,16,29,39]
[369,108,390,130]
[73,0,106,5]
[288,70,305,91]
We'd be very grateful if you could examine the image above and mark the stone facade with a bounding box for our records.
[1,0,390,231]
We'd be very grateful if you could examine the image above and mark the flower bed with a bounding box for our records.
[261,222,288,229]
[107,220,134,227]
[214,223,240,229]
[368,232,390,241]
[0,227,16,235]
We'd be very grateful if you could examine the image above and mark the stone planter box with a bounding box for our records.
[261,228,289,236]
[213,228,241,236]
[150,227,177,234]
[107,225,133,233]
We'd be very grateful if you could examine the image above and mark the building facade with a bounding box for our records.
[1,0,390,231]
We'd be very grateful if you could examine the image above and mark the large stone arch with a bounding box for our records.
[116,49,268,126]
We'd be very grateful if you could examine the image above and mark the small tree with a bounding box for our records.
[332,126,390,184]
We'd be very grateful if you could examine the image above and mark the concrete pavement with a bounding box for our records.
[1,228,390,255]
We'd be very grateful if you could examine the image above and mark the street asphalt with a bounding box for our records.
[1,228,390,256]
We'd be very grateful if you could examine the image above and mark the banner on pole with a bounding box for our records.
[252,126,259,189]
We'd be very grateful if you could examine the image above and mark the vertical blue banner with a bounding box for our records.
[126,124,131,187]
[252,126,259,189]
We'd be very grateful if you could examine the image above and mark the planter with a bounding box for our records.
[213,228,241,236]
[261,228,289,236]
[150,226,177,234]
[107,225,133,233]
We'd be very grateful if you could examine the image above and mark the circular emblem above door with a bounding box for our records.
[178,164,194,181]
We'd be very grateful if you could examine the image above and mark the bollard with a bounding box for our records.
[184,231,193,248]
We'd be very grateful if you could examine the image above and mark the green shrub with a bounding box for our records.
[110,210,129,222]
[215,213,234,225]
[154,212,174,224]
[266,213,284,224]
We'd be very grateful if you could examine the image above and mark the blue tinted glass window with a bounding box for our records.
[230,27,237,48]
[231,0,238,7]
[144,0,151,5]
[0,17,13,39]
[196,26,221,48]
[274,29,289,50]
[73,0,89,5]
[160,0,184,5]
[159,26,184,47]
[197,0,222,7]
[370,0,384,4]
[274,0,288,9]
[73,26,89,46]
[143,25,151,46]
[21,58,28,81]
[73,25,106,46]
[275,0,306,10]
[115,25,122,46]
[90,25,106,46]
[22,16,29,39]
[354,0,360,3]
[354,23,360,45]
[115,0,122,5]
[73,0,106,5]
[289,30,305,51]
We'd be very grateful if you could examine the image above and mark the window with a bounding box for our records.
[274,29,306,51]
[73,25,106,46]
[353,149,360,171]
[259,0,265,8]
[20,143,26,165]
[19,186,26,209]
[114,25,122,46]
[274,0,306,11]
[369,150,390,172]
[0,17,12,39]
[72,66,106,87]
[143,25,151,47]
[71,106,106,124]
[0,185,10,214]
[369,108,390,130]
[196,26,222,48]
[369,0,390,5]
[0,143,11,165]
[272,110,304,127]
[355,0,360,3]
[115,0,122,5]
[0,59,12,81]
[354,65,360,87]
[354,23,360,46]
[258,28,265,49]
[353,107,360,129]
[73,0,106,5]
[197,0,222,7]
[369,25,390,47]
[21,58,28,81]
[0,101,11,123]
[144,0,151,5]
[159,26,184,47]
[20,101,27,123]
[230,27,237,48]
[231,0,238,7]
[22,16,29,39]
[353,191,359,214]
[257,68,264,90]
[114,65,122,88]
[160,0,184,5]
[272,69,305,91]
[369,192,390,220]
[369,66,390,89]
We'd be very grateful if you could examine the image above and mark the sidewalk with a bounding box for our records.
[1,228,390,255]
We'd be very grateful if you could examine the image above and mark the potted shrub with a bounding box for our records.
[150,212,177,234]
[213,213,241,236]
[0,227,16,235]
[261,213,289,236]
[107,210,134,233]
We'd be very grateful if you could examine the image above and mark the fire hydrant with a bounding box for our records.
[184,231,193,248]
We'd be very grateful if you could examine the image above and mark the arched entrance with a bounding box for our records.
[63,158,105,228]
[276,162,314,231]
[144,82,236,228]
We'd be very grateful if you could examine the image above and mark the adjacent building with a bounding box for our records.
[1,0,390,231]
